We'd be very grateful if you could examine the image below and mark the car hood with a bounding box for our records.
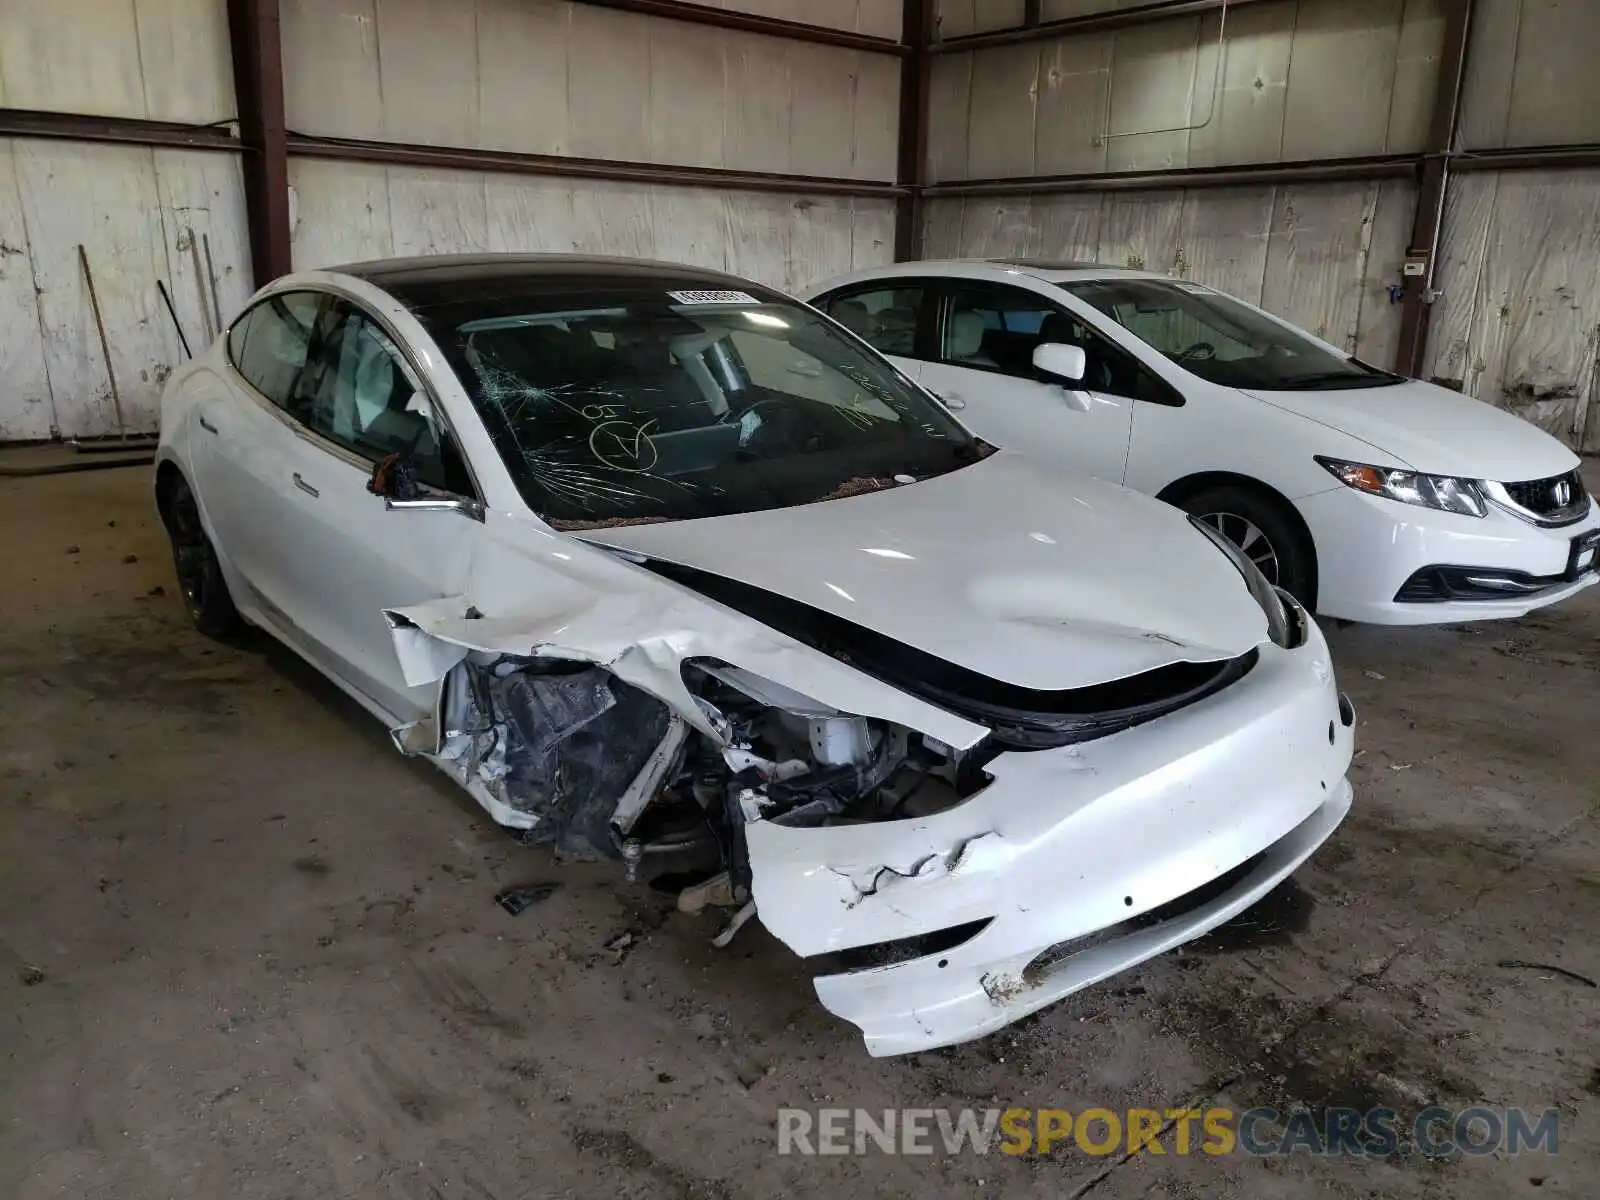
[1244,378,1581,483]
[576,453,1267,691]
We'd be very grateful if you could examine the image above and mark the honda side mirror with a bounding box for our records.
[1033,343,1093,412]
[1033,342,1086,383]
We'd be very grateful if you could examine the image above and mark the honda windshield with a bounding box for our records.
[1062,279,1404,392]
[413,287,983,529]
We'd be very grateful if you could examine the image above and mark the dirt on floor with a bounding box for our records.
[1,462,1597,1200]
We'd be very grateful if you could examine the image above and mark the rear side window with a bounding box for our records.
[226,291,322,408]
[818,285,925,358]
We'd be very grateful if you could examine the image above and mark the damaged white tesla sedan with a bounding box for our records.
[155,254,1354,1056]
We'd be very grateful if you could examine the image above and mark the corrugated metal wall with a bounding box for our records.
[288,160,894,296]
[0,0,900,440]
[925,178,1416,366]
[930,0,1444,180]
[0,0,249,441]
[279,0,900,287]
[1437,0,1600,451]
[7,0,1600,447]
[927,0,1600,450]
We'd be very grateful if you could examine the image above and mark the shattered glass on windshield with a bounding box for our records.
[413,292,985,527]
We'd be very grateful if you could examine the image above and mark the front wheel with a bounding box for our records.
[1179,484,1315,608]
[163,474,242,639]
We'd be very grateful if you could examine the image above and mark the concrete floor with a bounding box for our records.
[2,463,1597,1200]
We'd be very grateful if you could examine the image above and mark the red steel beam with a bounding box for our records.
[923,154,1421,198]
[931,0,1285,53]
[895,0,936,260]
[568,0,908,55]
[0,108,240,151]
[1394,0,1475,378]
[227,0,292,286]
[286,134,905,199]
[1452,144,1600,171]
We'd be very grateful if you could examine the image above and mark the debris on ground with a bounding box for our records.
[495,882,560,916]
[64,545,79,555]
[122,553,138,564]
[19,965,44,986]
[1364,669,1387,680]
[1496,959,1598,988]
[677,871,738,915]
[604,930,638,962]
[1374,1072,1432,1107]
[711,900,757,949]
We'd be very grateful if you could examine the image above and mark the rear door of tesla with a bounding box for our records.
[191,290,326,624]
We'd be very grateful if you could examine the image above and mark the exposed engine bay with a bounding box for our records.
[375,511,1350,1057]
[419,572,1259,930]
[431,651,974,915]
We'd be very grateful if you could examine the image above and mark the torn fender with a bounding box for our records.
[382,591,990,752]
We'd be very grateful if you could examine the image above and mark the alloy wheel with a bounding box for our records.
[169,487,215,620]
[1197,511,1281,585]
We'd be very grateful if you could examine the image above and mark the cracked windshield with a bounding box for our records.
[418,289,983,529]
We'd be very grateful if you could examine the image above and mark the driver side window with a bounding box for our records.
[937,282,1180,406]
[295,299,477,498]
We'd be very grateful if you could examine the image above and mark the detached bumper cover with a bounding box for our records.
[748,622,1355,1056]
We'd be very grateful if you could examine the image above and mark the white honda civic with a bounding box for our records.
[155,254,1353,1056]
[805,260,1600,625]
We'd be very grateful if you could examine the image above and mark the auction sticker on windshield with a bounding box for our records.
[668,290,760,305]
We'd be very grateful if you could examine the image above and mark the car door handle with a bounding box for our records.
[292,472,320,499]
[197,414,218,434]
[929,388,966,410]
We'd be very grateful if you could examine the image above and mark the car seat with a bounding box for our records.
[947,310,999,368]
[832,299,874,340]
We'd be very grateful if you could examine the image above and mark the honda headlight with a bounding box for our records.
[1188,516,1299,648]
[1316,457,1487,518]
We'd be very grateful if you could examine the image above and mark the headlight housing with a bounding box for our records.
[1315,457,1487,518]
[1188,516,1300,648]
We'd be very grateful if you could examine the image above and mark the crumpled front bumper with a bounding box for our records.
[747,619,1354,1057]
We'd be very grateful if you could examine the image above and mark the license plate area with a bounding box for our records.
[1568,530,1600,580]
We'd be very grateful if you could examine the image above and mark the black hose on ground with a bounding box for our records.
[0,454,155,477]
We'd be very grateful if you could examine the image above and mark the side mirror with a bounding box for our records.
[1033,342,1087,384]
[367,451,422,502]
[1033,343,1093,412]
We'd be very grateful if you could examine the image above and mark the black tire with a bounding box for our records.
[1178,484,1315,607]
[162,474,242,639]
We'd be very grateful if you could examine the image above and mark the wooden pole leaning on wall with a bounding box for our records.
[77,244,127,441]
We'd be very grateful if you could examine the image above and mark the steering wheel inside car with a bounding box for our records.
[1176,341,1217,362]
[723,397,801,453]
